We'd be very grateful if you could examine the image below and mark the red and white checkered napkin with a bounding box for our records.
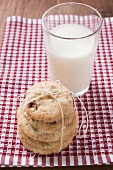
[0,16,113,167]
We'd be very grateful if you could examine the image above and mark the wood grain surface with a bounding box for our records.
[0,0,113,40]
[0,0,113,169]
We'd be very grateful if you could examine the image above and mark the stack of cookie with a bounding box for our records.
[17,81,78,155]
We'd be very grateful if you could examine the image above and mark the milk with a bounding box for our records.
[45,24,96,94]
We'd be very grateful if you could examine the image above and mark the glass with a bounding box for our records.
[42,2,103,95]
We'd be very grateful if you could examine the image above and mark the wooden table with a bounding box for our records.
[0,0,113,170]
[0,0,113,40]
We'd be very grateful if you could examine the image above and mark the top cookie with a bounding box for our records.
[20,81,74,122]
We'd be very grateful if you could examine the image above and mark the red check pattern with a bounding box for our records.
[0,16,113,167]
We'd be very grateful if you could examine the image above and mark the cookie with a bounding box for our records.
[18,125,76,150]
[22,81,74,122]
[17,108,77,142]
[23,108,75,131]
[19,130,75,155]
[17,81,78,154]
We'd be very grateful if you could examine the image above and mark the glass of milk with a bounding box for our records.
[42,2,103,95]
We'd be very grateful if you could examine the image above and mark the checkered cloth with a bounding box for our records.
[0,16,113,167]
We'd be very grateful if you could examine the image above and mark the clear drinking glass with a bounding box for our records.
[42,2,103,95]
